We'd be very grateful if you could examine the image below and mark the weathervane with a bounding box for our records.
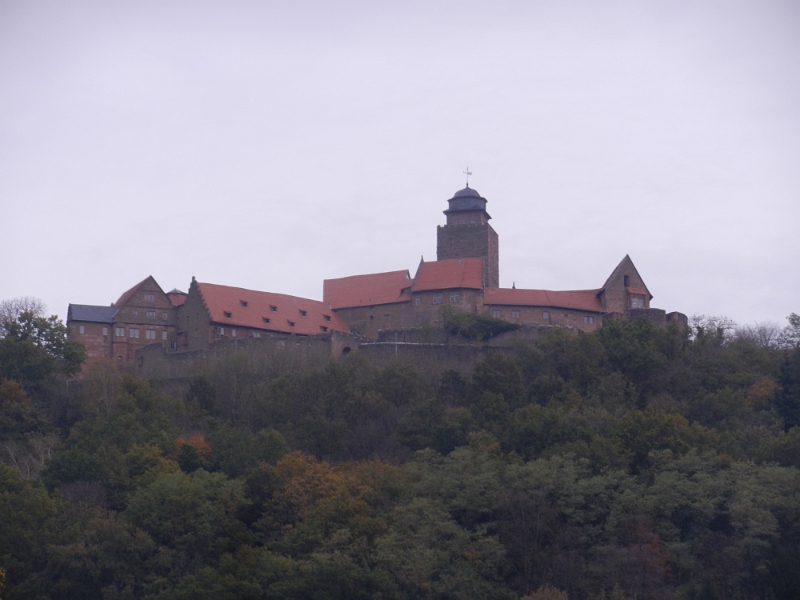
[463,167,472,187]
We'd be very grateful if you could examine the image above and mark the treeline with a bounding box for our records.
[1,304,800,599]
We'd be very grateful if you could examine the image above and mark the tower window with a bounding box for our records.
[624,275,630,287]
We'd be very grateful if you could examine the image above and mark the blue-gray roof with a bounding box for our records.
[445,186,489,212]
[68,304,119,323]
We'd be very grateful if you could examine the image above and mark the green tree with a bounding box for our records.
[0,308,85,387]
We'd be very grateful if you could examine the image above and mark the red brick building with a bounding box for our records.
[325,185,684,334]
[67,183,684,368]
[67,276,180,367]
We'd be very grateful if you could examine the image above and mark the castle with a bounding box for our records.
[67,185,685,368]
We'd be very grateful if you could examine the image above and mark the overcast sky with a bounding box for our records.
[1,0,798,327]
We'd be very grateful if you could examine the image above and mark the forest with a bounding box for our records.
[1,300,800,600]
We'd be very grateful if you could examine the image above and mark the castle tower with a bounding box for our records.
[436,186,499,288]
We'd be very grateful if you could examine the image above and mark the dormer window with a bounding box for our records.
[224,311,232,319]
[324,315,331,322]
[320,326,328,333]
[300,310,307,317]
[288,321,295,328]
[240,300,248,307]
[263,317,270,324]
[270,305,277,312]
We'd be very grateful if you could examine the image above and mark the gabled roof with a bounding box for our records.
[483,288,605,312]
[167,289,187,307]
[412,258,483,292]
[115,276,163,307]
[323,270,412,309]
[68,304,119,324]
[196,282,348,335]
[600,255,652,299]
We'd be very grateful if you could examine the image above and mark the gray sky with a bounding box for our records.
[1,0,798,327]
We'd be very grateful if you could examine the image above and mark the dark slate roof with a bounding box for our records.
[68,304,119,323]
[445,185,489,213]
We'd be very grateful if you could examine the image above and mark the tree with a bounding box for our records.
[776,347,800,431]
[0,306,85,386]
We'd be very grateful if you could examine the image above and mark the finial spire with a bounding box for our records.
[463,167,472,187]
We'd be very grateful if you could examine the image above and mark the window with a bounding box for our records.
[132,310,138,318]
[161,331,167,340]
[219,327,225,335]
[270,305,277,312]
[432,293,442,305]
[320,326,328,333]
[162,312,168,320]
[563,313,569,318]
[263,317,270,324]
[240,300,248,307]
[414,296,420,306]
[102,327,108,336]
[631,297,644,309]
[450,292,459,303]
[129,328,140,338]
[583,316,595,324]
[300,310,307,317]
[145,330,156,339]
[115,327,125,337]
[79,325,85,335]
[324,315,331,322]
[542,311,549,319]
[252,332,261,338]
[144,294,155,302]
[623,276,629,287]
[288,321,295,327]
[231,329,236,337]
[511,310,520,319]
[147,311,156,319]
[491,309,501,318]
[224,311,232,319]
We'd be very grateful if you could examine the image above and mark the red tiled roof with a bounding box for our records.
[323,270,412,309]
[114,276,153,307]
[167,292,187,307]
[196,282,348,335]
[626,287,648,296]
[483,287,605,312]
[412,258,483,292]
